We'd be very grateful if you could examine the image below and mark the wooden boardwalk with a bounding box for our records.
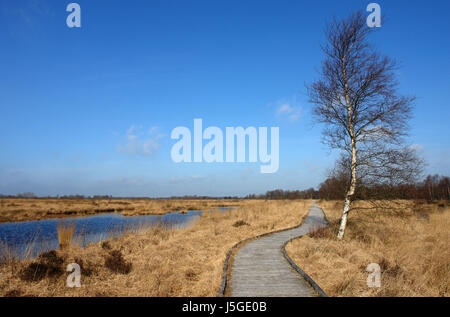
[228,203,328,297]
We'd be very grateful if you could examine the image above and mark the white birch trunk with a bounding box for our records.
[338,62,357,240]
[337,196,351,239]
[337,145,357,239]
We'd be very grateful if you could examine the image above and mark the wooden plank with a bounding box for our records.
[228,203,328,297]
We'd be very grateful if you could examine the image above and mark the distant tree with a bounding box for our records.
[318,162,350,200]
[420,174,450,201]
[17,192,36,198]
[438,176,450,200]
[307,11,423,239]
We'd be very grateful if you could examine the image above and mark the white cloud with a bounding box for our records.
[276,104,294,115]
[142,139,160,155]
[119,177,145,185]
[169,175,207,184]
[190,175,206,180]
[148,126,159,135]
[288,111,300,121]
[127,125,136,134]
[117,125,165,156]
[274,101,301,122]
[126,125,138,140]
[410,144,424,151]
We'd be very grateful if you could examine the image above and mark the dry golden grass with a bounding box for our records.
[286,200,450,297]
[57,223,76,250]
[0,199,312,297]
[0,198,240,223]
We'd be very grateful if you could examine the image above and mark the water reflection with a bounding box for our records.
[0,208,231,260]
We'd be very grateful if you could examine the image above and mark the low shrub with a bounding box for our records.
[19,250,64,282]
[104,250,132,274]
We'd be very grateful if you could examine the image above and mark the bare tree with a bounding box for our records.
[307,11,423,239]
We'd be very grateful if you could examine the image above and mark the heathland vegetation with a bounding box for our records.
[1,197,447,297]
[0,200,311,296]
[286,200,449,296]
[2,173,446,224]
[0,198,240,223]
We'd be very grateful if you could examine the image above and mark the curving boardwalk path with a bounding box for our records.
[228,203,328,297]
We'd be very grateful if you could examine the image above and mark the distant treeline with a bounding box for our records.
[0,193,240,200]
[246,174,450,201]
[245,188,318,200]
[0,193,116,199]
[1,174,448,201]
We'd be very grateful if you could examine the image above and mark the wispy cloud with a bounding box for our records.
[1,0,55,40]
[126,125,139,140]
[148,126,159,135]
[190,175,206,180]
[272,98,301,122]
[410,144,424,151]
[117,125,165,156]
[169,175,207,184]
[118,177,146,186]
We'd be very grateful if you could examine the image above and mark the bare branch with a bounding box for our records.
[307,10,423,238]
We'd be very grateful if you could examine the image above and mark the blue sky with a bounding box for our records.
[0,0,449,197]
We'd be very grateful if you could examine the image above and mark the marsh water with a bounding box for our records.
[0,208,231,260]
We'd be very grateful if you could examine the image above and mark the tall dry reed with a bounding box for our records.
[57,222,76,250]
